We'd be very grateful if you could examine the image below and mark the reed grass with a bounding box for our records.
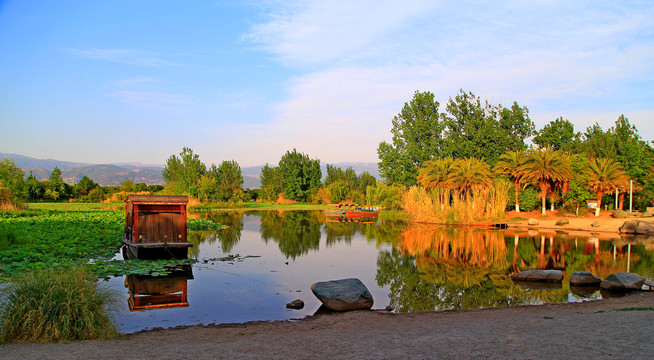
[403,179,510,224]
[0,266,119,343]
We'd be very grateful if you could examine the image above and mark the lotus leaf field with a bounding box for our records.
[0,203,227,281]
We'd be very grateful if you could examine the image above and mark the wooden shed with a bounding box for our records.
[123,195,193,259]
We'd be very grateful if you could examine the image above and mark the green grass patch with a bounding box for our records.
[614,307,654,312]
[508,216,528,221]
[187,217,229,230]
[0,208,123,279]
[0,266,119,343]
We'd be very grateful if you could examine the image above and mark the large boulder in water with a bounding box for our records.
[600,272,645,292]
[619,220,654,235]
[570,271,602,286]
[311,278,373,311]
[510,269,563,282]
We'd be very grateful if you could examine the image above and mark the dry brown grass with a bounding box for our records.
[275,194,297,205]
[403,180,510,224]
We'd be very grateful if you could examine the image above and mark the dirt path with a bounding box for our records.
[3,292,653,360]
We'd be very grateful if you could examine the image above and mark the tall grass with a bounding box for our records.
[403,179,510,224]
[0,266,119,343]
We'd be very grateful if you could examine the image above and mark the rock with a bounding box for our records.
[555,219,569,226]
[591,221,601,228]
[619,220,654,235]
[311,278,374,311]
[600,272,645,292]
[510,269,563,282]
[570,271,601,286]
[643,212,653,218]
[612,209,628,218]
[528,218,539,226]
[286,299,304,309]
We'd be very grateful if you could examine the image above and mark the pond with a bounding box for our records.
[106,210,654,333]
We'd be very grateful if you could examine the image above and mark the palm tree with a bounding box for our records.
[417,158,454,204]
[493,150,527,212]
[445,158,492,197]
[587,157,629,216]
[520,147,573,215]
[417,158,454,189]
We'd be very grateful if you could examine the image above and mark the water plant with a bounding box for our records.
[0,266,119,343]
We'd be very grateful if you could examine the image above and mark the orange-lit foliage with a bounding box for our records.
[398,225,508,269]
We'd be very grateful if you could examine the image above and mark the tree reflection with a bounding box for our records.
[259,211,322,259]
[376,226,625,312]
[187,211,244,258]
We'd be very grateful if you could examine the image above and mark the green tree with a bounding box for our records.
[377,91,445,186]
[520,148,573,215]
[0,159,26,208]
[25,171,45,201]
[533,117,581,152]
[259,164,283,201]
[563,155,594,214]
[441,90,533,164]
[213,160,244,201]
[45,167,70,200]
[277,149,321,202]
[493,151,527,212]
[162,147,206,196]
[73,175,98,198]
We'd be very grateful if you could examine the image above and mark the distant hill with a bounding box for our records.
[1,153,164,186]
[1,153,380,188]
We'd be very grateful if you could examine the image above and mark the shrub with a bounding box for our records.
[0,266,119,343]
[518,187,539,212]
[366,183,405,210]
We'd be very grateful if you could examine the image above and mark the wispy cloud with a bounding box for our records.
[104,91,189,107]
[68,48,185,68]
[234,1,654,163]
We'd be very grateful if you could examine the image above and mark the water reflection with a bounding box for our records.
[377,225,654,313]
[257,211,322,259]
[125,265,193,311]
[111,210,654,332]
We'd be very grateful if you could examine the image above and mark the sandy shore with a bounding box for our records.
[2,292,653,359]
[501,210,647,239]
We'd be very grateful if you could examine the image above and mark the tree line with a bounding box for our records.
[381,90,654,214]
[0,160,163,208]
[2,89,651,214]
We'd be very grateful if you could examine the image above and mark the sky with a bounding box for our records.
[1,1,653,167]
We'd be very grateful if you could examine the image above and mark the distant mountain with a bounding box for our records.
[0,153,91,170]
[1,153,380,188]
[1,153,164,186]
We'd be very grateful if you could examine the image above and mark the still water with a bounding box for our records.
[107,210,654,333]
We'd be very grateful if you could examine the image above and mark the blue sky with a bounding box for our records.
[1,1,653,167]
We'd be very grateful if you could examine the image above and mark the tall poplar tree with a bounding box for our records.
[377,91,444,186]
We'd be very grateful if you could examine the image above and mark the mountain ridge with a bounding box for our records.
[1,153,380,188]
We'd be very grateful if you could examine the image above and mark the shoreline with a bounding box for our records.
[3,292,653,359]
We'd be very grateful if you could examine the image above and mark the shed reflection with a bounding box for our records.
[124,266,193,311]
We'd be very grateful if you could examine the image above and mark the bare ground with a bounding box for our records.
[2,292,654,360]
